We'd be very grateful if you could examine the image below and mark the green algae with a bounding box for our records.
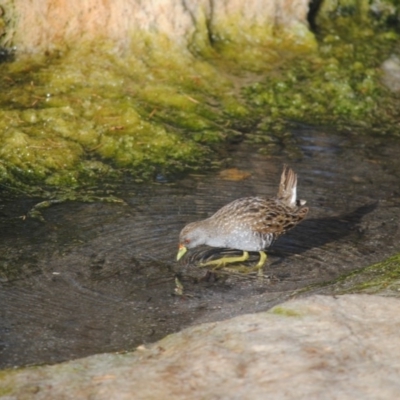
[291,253,400,298]
[332,253,400,295]
[241,1,400,141]
[0,368,17,397]
[0,383,13,397]
[270,306,302,318]
[209,15,317,72]
[0,4,399,198]
[243,22,400,139]
[0,38,243,195]
[315,0,399,27]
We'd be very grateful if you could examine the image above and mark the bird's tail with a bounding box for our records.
[277,165,306,208]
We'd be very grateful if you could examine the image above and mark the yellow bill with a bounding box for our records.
[176,244,187,261]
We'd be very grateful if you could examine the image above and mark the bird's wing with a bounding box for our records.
[241,199,308,235]
[210,197,308,236]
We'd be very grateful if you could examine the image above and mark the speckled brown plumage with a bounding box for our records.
[177,165,308,270]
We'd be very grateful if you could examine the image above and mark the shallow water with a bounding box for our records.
[1,125,400,368]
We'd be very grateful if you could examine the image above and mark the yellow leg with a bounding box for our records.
[200,251,249,270]
[256,251,267,269]
[255,251,267,277]
[200,251,267,276]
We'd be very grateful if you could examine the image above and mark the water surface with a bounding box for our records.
[1,125,399,368]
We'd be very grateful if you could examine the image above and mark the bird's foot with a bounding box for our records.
[222,251,267,276]
[199,251,249,270]
[199,251,267,276]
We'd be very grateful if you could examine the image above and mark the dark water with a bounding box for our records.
[1,126,399,368]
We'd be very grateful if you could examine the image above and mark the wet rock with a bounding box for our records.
[2,294,400,399]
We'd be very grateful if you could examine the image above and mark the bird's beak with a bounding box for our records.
[176,244,187,261]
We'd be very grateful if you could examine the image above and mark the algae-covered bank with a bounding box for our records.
[0,42,246,193]
[0,0,312,196]
[0,0,398,197]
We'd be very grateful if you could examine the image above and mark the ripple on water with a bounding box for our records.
[1,126,400,368]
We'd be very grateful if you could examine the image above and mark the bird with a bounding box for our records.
[176,165,308,273]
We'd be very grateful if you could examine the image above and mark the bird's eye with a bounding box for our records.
[184,239,191,245]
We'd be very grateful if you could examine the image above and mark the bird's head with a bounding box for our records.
[177,221,207,260]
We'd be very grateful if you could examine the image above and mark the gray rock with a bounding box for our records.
[381,55,400,92]
[2,294,400,399]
